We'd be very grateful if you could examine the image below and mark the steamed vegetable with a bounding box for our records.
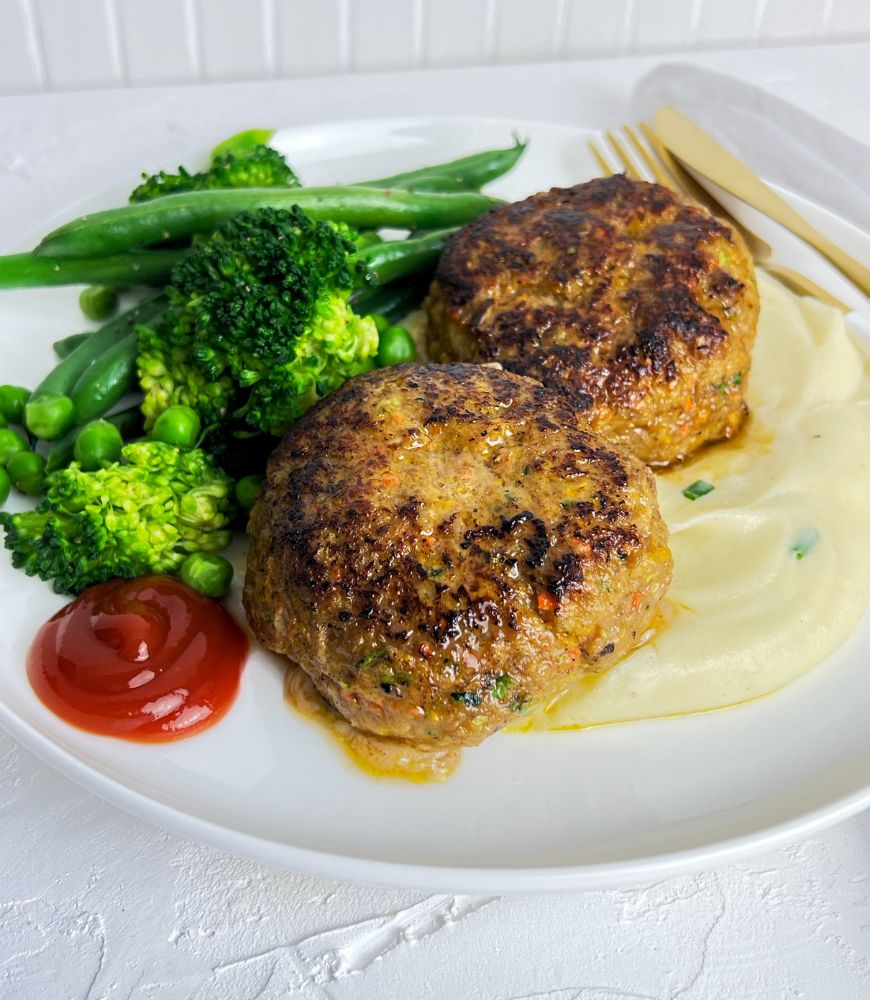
[150,404,201,449]
[0,128,528,595]
[7,451,45,495]
[0,428,28,465]
[35,186,499,258]
[362,137,526,192]
[210,129,276,161]
[136,206,443,464]
[179,551,234,598]
[73,419,124,470]
[0,250,187,289]
[235,473,264,511]
[131,143,300,203]
[69,332,138,426]
[45,404,143,473]
[24,293,166,440]
[376,325,417,367]
[53,332,91,359]
[0,440,235,594]
[0,385,29,423]
[79,285,119,321]
[352,277,430,326]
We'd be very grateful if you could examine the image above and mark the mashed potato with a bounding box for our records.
[515,272,870,731]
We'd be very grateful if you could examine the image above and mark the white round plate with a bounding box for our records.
[1,116,869,893]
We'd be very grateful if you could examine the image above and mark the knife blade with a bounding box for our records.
[653,106,870,298]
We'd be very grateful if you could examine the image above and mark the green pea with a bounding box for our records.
[79,285,119,322]
[0,385,30,424]
[0,428,29,466]
[7,450,46,495]
[235,473,264,511]
[0,468,9,508]
[376,325,417,368]
[180,552,234,599]
[74,419,123,470]
[24,394,76,440]
[150,405,201,449]
[371,314,391,334]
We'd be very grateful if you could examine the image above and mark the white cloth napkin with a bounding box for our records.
[631,64,870,236]
[630,64,870,314]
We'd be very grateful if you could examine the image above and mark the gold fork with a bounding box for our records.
[590,124,850,313]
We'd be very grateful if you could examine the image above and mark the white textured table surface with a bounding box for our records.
[2,43,870,1000]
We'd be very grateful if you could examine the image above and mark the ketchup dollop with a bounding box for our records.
[28,575,248,742]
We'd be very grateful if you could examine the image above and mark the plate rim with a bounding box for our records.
[4,695,870,892]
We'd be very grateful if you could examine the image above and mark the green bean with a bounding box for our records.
[53,332,91,359]
[353,277,430,325]
[0,468,9,508]
[35,187,500,259]
[69,331,138,426]
[0,250,188,289]
[79,284,119,321]
[25,293,165,440]
[45,404,144,473]
[74,419,124,470]
[356,228,456,288]
[180,552,234,598]
[362,138,527,192]
[7,451,46,495]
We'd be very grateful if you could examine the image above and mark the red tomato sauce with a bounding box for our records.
[27,575,248,742]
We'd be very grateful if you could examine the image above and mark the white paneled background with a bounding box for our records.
[0,0,868,95]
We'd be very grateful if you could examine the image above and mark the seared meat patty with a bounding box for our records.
[245,363,672,749]
[426,175,759,466]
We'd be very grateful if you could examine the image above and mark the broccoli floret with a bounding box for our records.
[0,440,235,595]
[136,206,379,446]
[130,144,300,203]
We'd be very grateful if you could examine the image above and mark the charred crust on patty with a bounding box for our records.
[427,174,759,466]
[245,362,673,748]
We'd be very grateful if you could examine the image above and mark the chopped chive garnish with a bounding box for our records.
[357,648,389,669]
[682,479,715,501]
[716,372,743,392]
[792,528,820,560]
[492,674,511,701]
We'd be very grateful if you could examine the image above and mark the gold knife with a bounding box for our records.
[653,106,870,298]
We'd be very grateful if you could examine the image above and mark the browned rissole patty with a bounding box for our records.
[426,175,760,466]
[245,363,672,749]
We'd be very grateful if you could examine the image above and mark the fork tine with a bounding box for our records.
[588,139,616,177]
[593,122,828,303]
[639,122,770,260]
[763,264,849,312]
[605,131,641,181]
[624,124,677,190]
[638,122,712,204]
